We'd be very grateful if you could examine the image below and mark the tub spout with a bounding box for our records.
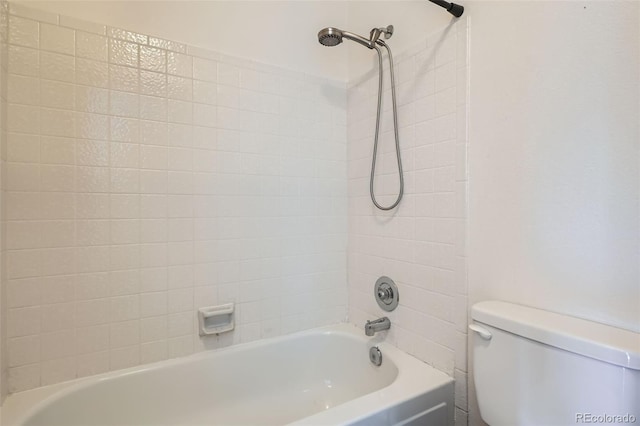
[365,317,390,336]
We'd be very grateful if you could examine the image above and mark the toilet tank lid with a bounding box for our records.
[472,301,640,370]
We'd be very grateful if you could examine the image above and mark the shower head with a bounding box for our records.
[318,27,343,47]
[317,27,374,49]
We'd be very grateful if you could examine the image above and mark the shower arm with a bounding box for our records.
[341,31,376,49]
[428,0,464,17]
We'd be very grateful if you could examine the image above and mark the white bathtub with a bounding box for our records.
[2,324,454,426]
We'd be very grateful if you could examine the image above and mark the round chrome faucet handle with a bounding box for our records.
[377,287,392,302]
[374,277,399,312]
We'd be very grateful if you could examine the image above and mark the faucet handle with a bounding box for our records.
[377,287,392,302]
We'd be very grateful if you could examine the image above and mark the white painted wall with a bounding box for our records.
[466,1,639,332]
[16,1,349,80]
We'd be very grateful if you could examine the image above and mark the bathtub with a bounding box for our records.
[2,324,454,426]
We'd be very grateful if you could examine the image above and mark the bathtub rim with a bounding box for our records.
[2,322,454,426]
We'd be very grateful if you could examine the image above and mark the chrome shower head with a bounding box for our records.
[318,27,343,47]
[317,27,374,49]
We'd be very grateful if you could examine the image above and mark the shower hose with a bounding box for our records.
[370,42,404,211]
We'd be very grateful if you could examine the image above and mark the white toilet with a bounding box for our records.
[470,301,640,426]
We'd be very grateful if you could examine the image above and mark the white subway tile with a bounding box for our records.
[140,46,165,72]
[167,75,192,101]
[76,86,108,114]
[110,220,141,245]
[8,306,41,337]
[76,325,109,354]
[40,51,75,82]
[9,3,58,24]
[140,292,167,318]
[7,133,40,163]
[167,52,192,78]
[435,61,457,92]
[110,295,140,322]
[9,16,39,48]
[40,193,76,220]
[140,316,167,343]
[110,168,140,193]
[40,275,76,305]
[75,31,107,61]
[76,166,109,192]
[9,364,41,393]
[76,352,110,378]
[40,330,76,361]
[218,63,240,87]
[140,145,168,170]
[40,23,75,55]
[8,103,39,134]
[76,58,108,88]
[167,287,193,313]
[193,57,217,82]
[110,320,140,348]
[40,108,76,137]
[41,302,75,332]
[109,39,138,67]
[110,91,139,118]
[193,80,216,105]
[149,37,185,53]
[9,45,39,77]
[40,220,75,248]
[109,345,140,371]
[435,87,456,116]
[9,335,40,367]
[193,103,216,128]
[110,64,139,93]
[140,70,167,97]
[41,247,76,276]
[108,27,147,44]
[40,80,75,110]
[140,341,167,364]
[140,267,167,293]
[60,15,106,35]
[110,116,139,143]
[8,278,41,308]
[76,220,110,246]
[8,74,40,105]
[167,99,192,125]
[435,33,456,67]
[168,335,193,358]
[6,193,41,221]
[76,299,110,327]
[166,147,192,172]
[7,163,40,191]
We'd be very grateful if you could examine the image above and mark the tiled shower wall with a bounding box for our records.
[347,20,469,424]
[4,4,347,393]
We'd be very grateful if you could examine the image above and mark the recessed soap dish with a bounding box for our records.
[198,303,234,336]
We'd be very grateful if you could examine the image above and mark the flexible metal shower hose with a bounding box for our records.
[370,42,404,210]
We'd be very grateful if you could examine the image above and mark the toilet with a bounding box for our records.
[470,301,640,426]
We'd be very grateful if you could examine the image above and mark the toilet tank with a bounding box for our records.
[470,301,640,426]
